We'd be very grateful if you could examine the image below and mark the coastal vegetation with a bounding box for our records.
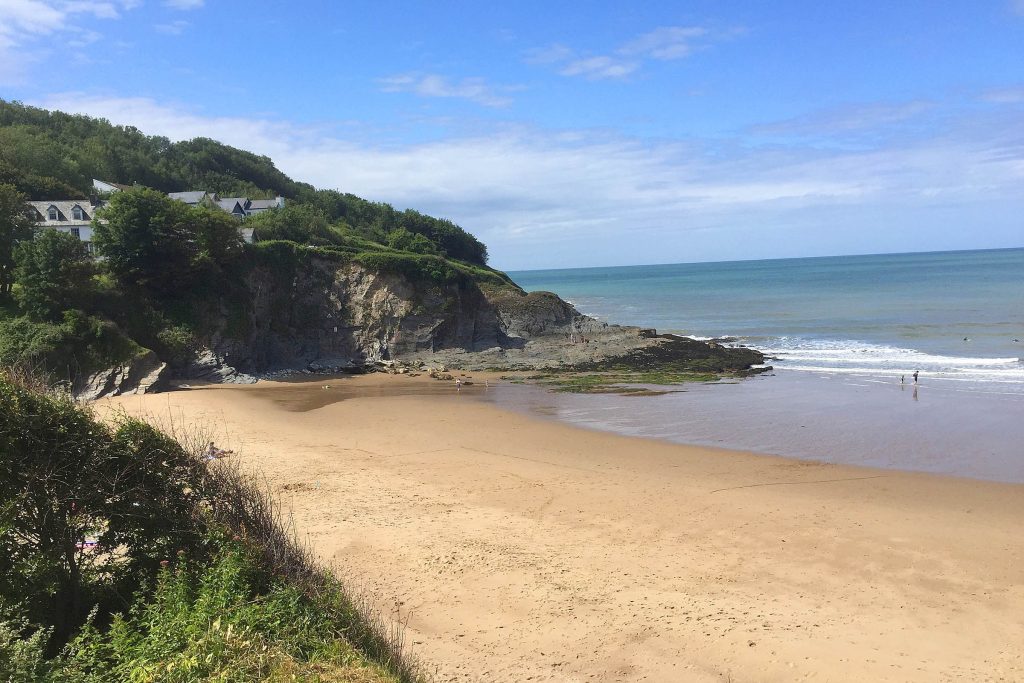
[0,369,416,682]
[0,99,511,388]
[0,100,487,266]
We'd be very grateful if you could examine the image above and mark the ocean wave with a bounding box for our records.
[754,337,1024,389]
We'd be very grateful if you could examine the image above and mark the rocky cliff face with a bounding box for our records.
[75,350,167,400]
[487,289,604,340]
[200,259,562,377]
[142,255,762,387]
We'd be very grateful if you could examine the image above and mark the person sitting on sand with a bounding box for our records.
[204,441,233,460]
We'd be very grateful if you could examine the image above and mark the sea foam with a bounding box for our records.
[756,337,1024,391]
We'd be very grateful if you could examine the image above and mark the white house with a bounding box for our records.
[28,182,284,248]
[168,191,285,242]
[26,200,101,252]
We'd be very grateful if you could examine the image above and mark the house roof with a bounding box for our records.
[92,178,131,192]
[168,191,212,204]
[27,200,98,226]
[217,197,249,213]
[247,197,283,211]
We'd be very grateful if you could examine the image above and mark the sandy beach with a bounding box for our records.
[104,374,1024,682]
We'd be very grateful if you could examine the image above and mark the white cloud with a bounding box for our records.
[379,73,519,108]
[620,26,708,60]
[0,0,66,47]
[164,0,203,8]
[981,86,1024,103]
[60,2,123,19]
[32,93,1024,269]
[523,43,574,65]
[155,19,189,34]
[750,100,937,138]
[68,28,103,47]
[559,56,638,80]
[528,25,726,81]
[0,0,139,83]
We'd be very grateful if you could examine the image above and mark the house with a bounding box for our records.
[92,178,130,194]
[167,190,211,206]
[167,191,284,242]
[27,182,284,249]
[216,197,249,218]
[26,199,102,253]
[168,191,284,218]
[245,197,284,215]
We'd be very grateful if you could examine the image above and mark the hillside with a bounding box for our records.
[0,99,488,265]
[0,100,763,396]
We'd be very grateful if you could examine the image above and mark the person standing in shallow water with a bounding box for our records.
[913,370,919,384]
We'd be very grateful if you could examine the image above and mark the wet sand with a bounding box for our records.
[484,370,1024,483]
[105,374,1024,682]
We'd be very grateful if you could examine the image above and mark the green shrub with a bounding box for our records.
[13,229,96,321]
[0,310,141,381]
[385,228,439,256]
[0,374,208,646]
[55,545,396,683]
[155,324,197,367]
[353,251,459,285]
[0,372,417,682]
[0,612,54,683]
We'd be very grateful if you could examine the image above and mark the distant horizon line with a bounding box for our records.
[503,245,1024,274]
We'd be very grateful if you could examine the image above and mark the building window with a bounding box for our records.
[72,206,85,220]
[71,228,81,238]
[48,207,58,220]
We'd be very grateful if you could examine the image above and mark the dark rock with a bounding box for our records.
[147,258,765,386]
[572,334,764,374]
[75,350,170,400]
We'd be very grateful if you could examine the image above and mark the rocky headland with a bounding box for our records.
[79,255,764,398]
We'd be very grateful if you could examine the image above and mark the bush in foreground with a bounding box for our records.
[0,369,418,682]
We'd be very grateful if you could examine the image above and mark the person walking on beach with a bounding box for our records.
[912,370,919,384]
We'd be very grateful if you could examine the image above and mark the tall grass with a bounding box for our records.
[199,459,421,682]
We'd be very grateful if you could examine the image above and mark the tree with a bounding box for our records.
[0,184,35,300]
[92,187,195,295]
[246,204,337,245]
[189,205,244,266]
[387,227,440,255]
[14,230,95,320]
[0,372,205,645]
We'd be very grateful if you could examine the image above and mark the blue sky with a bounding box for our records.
[1,0,1023,270]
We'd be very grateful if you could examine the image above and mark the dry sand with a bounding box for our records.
[104,374,1024,682]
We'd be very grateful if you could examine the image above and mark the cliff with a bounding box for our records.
[159,254,765,387]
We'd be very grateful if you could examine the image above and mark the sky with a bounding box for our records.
[1,1,1023,270]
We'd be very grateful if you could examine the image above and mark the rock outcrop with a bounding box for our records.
[111,255,763,391]
[74,350,170,400]
[207,260,515,374]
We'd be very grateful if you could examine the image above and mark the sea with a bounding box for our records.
[499,248,1024,483]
